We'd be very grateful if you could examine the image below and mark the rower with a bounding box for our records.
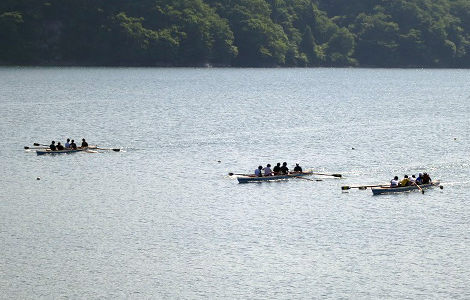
[56,142,64,150]
[280,162,289,175]
[255,166,263,177]
[65,138,71,149]
[422,172,432,184]
[264,164,273,176]
[390,176,399,187]
[293,163,302,173]
[399,175,410,186]
[273,163,281,175]
[415,173,423,185]
[70,139,77,149]
[81,138,89,148]
[49,141,57,151]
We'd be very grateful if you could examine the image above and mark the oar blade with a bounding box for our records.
[295,177,316,181]
[96,147,121,152]
[228,173,251,176]
[312,172,342,178]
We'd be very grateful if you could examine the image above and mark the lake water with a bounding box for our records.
[1,67,469,299]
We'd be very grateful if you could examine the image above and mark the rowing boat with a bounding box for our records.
[371,181,441,195]
[236,171,314,183]
[35,146,96,155]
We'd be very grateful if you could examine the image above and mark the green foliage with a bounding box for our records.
[1,0,470,67]
[352,12,400,66]
[0,12,24,61]
[326,27,356,66]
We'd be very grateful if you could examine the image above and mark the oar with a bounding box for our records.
[341,184,386,190]
[228,172,250,176]
[295,177,322,182]
[96,147,121,152]
[34,143,49,147]
[312,172,342,178]
[415,183,424,194]
[25,146,49,150]
[25,146,48,150]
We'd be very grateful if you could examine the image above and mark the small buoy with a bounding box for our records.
[218,160,221,163]
[37,177,41,180]
[454,138,457,140]
[440,185,444,189]
[352,147,355,150]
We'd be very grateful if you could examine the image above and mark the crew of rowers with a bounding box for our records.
[390,173,432,187]
[49,138,88,151]
[254,162,303,177]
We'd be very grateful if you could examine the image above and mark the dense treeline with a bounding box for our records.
[1,0,470,67]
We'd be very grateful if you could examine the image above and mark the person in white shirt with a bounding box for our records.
[390,176,399,187]
[65,138,71,149]
[254,166,263,177]
[264,164,273,176]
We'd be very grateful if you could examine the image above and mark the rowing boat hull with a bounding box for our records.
[36,149,84,155]
[371,181,440,195]
[36,148,90,155]
[237,172,313,183]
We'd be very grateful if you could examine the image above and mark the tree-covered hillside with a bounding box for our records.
[1,0,470,67]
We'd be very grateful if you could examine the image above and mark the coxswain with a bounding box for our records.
[390,176,399,187]
[273,163,281,175]
[49,141,57,151]
[56,142,64,150]
[70,140,77,149]
[280,162,289,175]
[254,166,263,177]
[264,164,273,176]
[81,138,88,148]
[293,163,302,173]
[65,138,71,149]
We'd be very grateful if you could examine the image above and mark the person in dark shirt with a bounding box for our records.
[293,163,302,172]
[56,142,64,150]
[49,141,57,151]
[81,138,88,148]
[273,163,281,175]
[280,162,289,175]
[70,140,77,149]
[422,173,432,184]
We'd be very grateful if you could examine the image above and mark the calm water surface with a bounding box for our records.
[1,67,470,299]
